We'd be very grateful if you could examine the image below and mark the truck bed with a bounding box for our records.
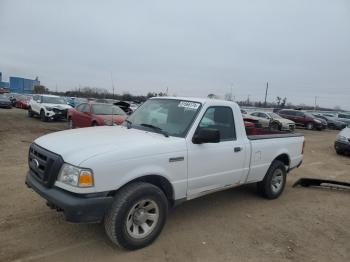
[246,128,303,140]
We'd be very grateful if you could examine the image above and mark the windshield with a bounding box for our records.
[125,99,202,137]
[268,112,282,119]
[42,96,66,104]
[92,104,126,115]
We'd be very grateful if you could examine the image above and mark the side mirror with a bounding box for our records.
[192,128,220,144]
[36,100,41,103]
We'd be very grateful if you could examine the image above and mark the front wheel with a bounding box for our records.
[257,160,287,199]
[104,182,168,250]
[68,117,74,129]
[40,110,48,122]
[306,122,314,130]
[270,121,280,130]
[28,107,34,117]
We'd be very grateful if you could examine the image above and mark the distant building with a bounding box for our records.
[9,76,40,94]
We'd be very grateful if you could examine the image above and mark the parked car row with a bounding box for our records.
[278,110,327,130]
[241,108,349,132]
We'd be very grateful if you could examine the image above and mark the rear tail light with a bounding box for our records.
[302,140,305,154]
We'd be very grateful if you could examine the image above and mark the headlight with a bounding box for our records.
[314,119,321,123]
[337,135,348,143]
[45,106,53,111]
[104,119,113,126]
[58,163,94,187]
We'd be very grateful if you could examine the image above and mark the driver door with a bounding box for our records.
[186,106,247,198]
[74,103,91,127]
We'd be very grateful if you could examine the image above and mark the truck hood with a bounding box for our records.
[34,126,185,165]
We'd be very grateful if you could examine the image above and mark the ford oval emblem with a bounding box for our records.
[32,159,39,168]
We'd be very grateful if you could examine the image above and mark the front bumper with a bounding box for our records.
[281,124,295,131]
[334,141,350,152]
[45,109,68,119]
[25,171,113,223]
[0,102,12,108]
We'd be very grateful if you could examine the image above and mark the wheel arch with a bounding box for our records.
[109,175,175,205]
[273,153,290,168]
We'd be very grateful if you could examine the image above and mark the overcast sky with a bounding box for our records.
[1,0,349,109]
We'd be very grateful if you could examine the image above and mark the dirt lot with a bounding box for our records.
[0,108,349,262]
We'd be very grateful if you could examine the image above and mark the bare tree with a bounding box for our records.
[276,96,281,107]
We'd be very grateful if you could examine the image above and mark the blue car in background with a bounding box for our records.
[65,97,88,108]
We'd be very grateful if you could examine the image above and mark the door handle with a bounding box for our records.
[234,147,242,152]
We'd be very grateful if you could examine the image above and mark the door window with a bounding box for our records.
[197,107,236,141]
[76,103,86,112]
[81,104,90,113]
[259,112,269,118]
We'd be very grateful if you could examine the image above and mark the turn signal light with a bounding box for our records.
[79,171,94,187]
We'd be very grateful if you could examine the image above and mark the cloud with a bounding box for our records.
[0,0,349,109]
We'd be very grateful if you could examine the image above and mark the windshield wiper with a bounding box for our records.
[125,119,132,129]
[140,123,169,137]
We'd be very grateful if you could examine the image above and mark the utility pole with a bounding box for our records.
[314,96,318,111]
[264,81,269,107]
[110,72,115,99]
[247,94,251,105]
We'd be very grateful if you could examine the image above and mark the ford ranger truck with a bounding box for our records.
[25,97,304,250]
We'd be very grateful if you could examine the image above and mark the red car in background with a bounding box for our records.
[68,102,127,128]
[15,95,32,109]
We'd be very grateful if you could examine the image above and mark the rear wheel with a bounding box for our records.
[257,160,287,199]
[306,122,314,130]
[92,121,98,126]
[104,182,168,250]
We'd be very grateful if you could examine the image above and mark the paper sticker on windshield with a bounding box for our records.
[178,101,200,110]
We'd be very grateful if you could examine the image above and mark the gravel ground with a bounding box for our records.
[0,108,349,262]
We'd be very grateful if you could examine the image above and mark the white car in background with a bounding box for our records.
[28,94,72,122]
[250,111,295,131]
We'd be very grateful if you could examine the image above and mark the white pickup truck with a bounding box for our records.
[25,97,304,250]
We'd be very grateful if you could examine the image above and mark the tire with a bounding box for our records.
[104,182,168,250]
[28,107,34,117]
[336,149,343,155]
[306,122,313,130]
[92,122,98,126]
[40,110,48,122]
[257,160,287,199]
[68,117,74,129]
[270,122,280,130]
[328,124,335,130]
